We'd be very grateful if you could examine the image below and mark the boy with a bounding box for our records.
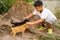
[23,0,57,34]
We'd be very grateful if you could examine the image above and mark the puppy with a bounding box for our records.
[11,19,29,37]
[11,24,29,37]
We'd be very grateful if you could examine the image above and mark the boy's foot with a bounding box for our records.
[48,29,52,34]
[38,27,46,31]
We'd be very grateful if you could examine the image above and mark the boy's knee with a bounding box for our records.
[45,22,52,28]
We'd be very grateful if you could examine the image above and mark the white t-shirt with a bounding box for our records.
[33,7,57,24]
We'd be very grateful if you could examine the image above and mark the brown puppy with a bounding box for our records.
[11,24,29,37]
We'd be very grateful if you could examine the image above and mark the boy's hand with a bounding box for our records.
[23,14,34,20]
[23,17,28,20]
[26,22,34,25]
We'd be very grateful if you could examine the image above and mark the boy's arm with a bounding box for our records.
[23,13,34,19]
[26,18,45,25]
[32,18,45,25]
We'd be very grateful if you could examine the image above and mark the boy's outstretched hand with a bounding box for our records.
[23,17,28,20]
[26,22,34,26]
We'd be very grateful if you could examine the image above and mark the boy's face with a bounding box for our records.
[35,6,43,12]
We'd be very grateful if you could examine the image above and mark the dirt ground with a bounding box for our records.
[0,32,37,40]
[0,25,60,40]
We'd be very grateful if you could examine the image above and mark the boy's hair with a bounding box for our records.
[34,0,43,7]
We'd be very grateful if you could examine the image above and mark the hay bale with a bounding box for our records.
[0,1,34,21]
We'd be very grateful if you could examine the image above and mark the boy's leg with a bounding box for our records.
[45,22,53,34]
[38,22,46,30]
[34,15,46,30]
[41,22,46,27]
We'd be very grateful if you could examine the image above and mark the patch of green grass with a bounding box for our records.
[55,11,60,19]
[55,23,60,28]
[38,34,59,40]
[0,0,16,13]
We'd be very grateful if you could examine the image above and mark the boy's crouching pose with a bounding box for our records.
[23,0,57,34]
